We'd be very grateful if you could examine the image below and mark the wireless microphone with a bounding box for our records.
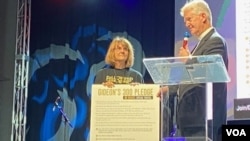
[183,32,190,49]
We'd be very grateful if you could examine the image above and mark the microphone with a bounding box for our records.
[53,96,61,111]
[183,32,190,49]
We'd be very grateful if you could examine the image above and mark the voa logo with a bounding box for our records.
[226,129,246,136]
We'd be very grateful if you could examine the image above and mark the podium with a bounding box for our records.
[143,54,230,141]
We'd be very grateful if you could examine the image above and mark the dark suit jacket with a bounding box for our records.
[170,28,228,140]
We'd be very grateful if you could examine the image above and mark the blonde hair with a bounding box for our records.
[105,36,134,68]
[180,0,212,24]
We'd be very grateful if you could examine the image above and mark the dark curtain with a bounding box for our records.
[0,1,17,141]
[26,0,175,140]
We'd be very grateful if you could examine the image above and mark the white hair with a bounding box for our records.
[180,0,212,24]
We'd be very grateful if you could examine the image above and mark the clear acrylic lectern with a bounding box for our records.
[143,54,230,141]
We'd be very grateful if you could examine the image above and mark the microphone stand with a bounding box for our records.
[54,101,73,128]
[54,100,73,141]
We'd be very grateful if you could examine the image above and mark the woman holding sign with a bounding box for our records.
[94,36,144,87]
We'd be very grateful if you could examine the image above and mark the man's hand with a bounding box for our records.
[178,46,191,62]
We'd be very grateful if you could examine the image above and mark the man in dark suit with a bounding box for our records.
[158,0,228,141]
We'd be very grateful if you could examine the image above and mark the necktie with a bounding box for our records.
[191,41,201,55]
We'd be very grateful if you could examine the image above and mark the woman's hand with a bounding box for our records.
[102,81,114,88]
[130,82,140,86]
[156,86,169,98]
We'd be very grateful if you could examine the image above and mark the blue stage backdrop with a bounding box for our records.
[26,0,174,140]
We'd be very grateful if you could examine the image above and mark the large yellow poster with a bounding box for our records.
[90,84,160,141]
